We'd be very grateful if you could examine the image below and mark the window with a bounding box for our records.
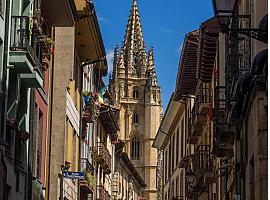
[176,127,179,165]
[131,136,140,160]
[168,144,171,177]
[37,110,43,179]
[181,119,184,159]
[176,176,179,196]
[171,138,174,173]
[133,89,139,99]
[164,150,167,182]
[133,113,139,124]
[180,173,183,196]
[173,133,176,169]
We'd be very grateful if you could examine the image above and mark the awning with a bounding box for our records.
[175,30,199,101]
[197,17,220,83]
[99,105,119,141]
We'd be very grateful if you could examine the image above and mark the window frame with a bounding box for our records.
[131,136,140,160]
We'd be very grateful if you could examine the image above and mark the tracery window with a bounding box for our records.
[133,89,139,99]
[131,136,140,160]
[133,113,139,124]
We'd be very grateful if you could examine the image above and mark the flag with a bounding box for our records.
[98,87,106,103]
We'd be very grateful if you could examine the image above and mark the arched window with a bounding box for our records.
[133,89,139,99]
[131,136,140,160]
[133,113,139,124]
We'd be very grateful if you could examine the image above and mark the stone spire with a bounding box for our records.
[147,47,158,86]
[119,0,147,76]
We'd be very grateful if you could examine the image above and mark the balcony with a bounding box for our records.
[198,84,212,116]
[186,145,214,198]
[98,104,119,141]
[101,148,111,174]
[187,117,198,144]
[9,16,43,88]
[93,143,111,174]
[82,93,98,123]
[214,87,235,158]
[97,185,110,200]
[80,158,94,194]
[190,97,203,138]
[190,84,212,141]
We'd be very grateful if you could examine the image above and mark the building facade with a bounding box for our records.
[45,0,109,199]
[109,0,163,199]
[153,0,268,200]
[112,139,146,200]
[0,0,51,199]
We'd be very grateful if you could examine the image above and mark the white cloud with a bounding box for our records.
[97,15,110,24]
[106,49,114,73]
[160,28,173,33]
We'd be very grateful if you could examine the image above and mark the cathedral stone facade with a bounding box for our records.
[109,1,162,199]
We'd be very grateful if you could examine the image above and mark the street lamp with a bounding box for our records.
[211,0,267,43]
[212,0,236,17]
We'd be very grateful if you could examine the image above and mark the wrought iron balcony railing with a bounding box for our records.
[198,83,212,115]
[190,83,212,139]
[10,16,43,75]
[186,145,214,197]
[214,86,235,158]
[93,143,111,174]
[101,147,112,174]
[187,117,198,144]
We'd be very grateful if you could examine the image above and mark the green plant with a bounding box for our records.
[85,172,96,187]
[46,37,55,45]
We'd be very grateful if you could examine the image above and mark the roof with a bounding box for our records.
[120,152,147,188]
[153,93,183,150]
[114,139,146,188]
[175,30,199,101]
[197,17,219,82]
[75,1,108,76]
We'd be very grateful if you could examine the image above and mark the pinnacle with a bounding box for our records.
[119,0,146,72]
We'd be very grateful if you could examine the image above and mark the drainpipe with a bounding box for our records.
[78,60,84,200]
[45,27,55,200]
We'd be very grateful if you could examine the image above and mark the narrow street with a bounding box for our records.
[0,0,268,200]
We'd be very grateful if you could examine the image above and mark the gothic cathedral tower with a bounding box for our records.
[109,1,162,199]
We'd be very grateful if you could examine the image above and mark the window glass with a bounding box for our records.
[133,90,139,99]
[133,113,139,124]
[131,136,140,160]
[37,110,43,179]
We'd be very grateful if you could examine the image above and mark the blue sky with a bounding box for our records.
[94,0,213,109]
